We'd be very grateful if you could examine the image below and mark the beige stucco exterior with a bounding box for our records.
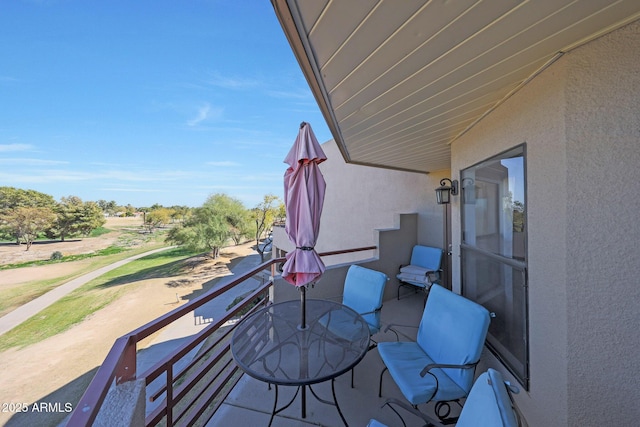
[451,20,640,426]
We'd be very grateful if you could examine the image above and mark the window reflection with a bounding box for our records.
[461,144,528,388]
[462,147,525,260]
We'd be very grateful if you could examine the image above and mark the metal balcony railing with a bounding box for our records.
[68,246,375,427]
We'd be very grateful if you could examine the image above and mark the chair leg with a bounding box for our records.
[397,282,412,300]
[383,400,408,427]
[398,282,427,301]
[379,367,388,397]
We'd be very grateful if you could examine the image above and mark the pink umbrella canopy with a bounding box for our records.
[282,122,327,287]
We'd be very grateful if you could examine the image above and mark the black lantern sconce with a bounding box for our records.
[435,178,459,205]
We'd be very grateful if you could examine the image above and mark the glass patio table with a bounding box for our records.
[231,298,370,426]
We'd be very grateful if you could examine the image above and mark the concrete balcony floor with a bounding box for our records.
[210,292,436,427]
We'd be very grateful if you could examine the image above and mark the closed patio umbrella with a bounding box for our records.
[282,121,326,328]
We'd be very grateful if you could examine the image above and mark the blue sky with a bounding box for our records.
[0,1,332,208]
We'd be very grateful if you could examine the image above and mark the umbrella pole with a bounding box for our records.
[300,286,306,329]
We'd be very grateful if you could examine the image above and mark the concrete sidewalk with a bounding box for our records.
[0,246,174,336]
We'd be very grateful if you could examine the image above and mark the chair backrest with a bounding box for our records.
[456,369,520,427]
[409,245,443,271]
[416,284,490,393]
[342,265,388,332]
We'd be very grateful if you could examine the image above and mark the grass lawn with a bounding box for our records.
[0,275,78,318]
[0,247,198,351]
[0,225,171,316]
[0,241,172,318]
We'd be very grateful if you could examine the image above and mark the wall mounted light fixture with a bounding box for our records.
[435,178,459,204]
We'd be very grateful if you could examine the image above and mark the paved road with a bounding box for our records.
[0,246,175,336]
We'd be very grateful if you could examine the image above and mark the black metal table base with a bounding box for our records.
[268,378,347,427]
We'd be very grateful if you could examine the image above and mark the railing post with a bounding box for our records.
[166,363,174,427]
[116,335,137,384]
[270,262,277,303]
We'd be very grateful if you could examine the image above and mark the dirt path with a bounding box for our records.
[0,240,258,427]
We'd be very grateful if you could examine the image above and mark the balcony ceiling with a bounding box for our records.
[271,0,640,173]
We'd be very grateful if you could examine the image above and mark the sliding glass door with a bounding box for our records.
[461,145,528,388]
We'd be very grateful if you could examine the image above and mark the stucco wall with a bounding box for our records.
[273,213,419,303]
[451,19,640,427]
[274,138,449,265]
[564,20,640,425]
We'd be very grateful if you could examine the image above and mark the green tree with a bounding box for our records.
[0,187,57,243]
[145,207,173,232]
[97,199,118,216]
[4,206,56,250]
[170,205,192,223]
[48,196,82,241]
[213,195,250,245]
[78,201,107,235]
[123,204,137,217]
[47,196,106,241]
[166,193,247,258]
[251,194,281,262]
[0,186,56,210]
[276,201,286,224]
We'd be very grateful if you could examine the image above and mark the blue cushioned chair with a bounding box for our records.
[343,265,388,336]
[320,265,388,387]
[456,368,521,427]
[370,368,521,427]
[378,284,490,426]
[339,265,388,387]
[396,245,443,300]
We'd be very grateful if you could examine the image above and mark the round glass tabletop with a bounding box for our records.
[231,298,370,386]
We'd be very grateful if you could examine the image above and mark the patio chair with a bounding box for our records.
[456,368,521,427]
[342,265,388,338]
[378,284,490,426]
[396,245,443,300]
[323,265,388,386]
[369,368,521,427]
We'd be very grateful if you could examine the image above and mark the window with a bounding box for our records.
[461,145,528,388]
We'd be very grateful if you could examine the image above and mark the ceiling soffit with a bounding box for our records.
[272,0,640,173]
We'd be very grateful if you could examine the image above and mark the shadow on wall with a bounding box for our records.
[273,213,420,303]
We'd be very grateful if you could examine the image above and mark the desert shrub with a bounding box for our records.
[50,251,63,261]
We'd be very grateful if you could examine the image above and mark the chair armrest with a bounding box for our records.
[383,323,419,341]
[420,362,477,377]
[359,307,382,316]
[383,323,418,333]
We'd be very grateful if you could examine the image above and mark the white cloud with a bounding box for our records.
[187,103,223,127]
[100,187,163,193]
[0,143,33,152]
[207,72,259,89]
[207,161,241,167]
[0,158,68,165]
[0,75,19,84]
[266,88,311,99]
[0,167,198,185]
